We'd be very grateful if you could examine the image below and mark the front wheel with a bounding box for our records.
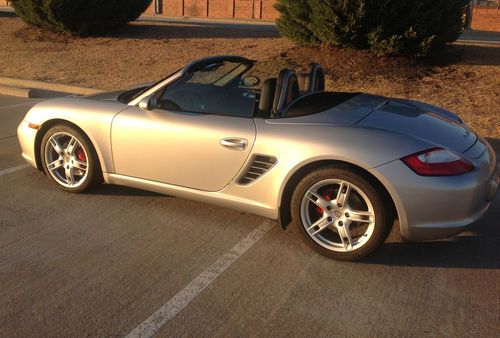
[40,124,102,193]
[291,166,392,261]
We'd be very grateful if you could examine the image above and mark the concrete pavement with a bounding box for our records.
[459,29,500,45]
[0,94,498,336]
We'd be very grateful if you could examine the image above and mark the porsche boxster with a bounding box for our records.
[17,55,499,260]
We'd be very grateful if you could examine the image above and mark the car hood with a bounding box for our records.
[356,98,477,153]
[82,90,125,101]
[81,82,153,101]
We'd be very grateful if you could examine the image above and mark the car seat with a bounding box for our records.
[297,63,325,93]
[256,77,277,118]
[271,69,300,118]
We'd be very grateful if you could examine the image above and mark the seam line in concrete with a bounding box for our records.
[0,164,29,177]
[125,220,275,338]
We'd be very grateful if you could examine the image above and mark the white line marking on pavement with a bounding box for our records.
[126,220,275,338]
[0,164,29,177]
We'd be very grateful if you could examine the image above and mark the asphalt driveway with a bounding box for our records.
[0,94,498,337]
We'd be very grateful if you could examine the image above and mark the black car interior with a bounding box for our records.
[156,59,329,119]
[296,64,325,94]
[256,63,328,118]
[122,55,358,119]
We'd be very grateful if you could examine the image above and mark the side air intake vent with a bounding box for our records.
[237,155,277,185]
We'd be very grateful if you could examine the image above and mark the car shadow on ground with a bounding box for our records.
[365,240,499,269]
[91,184,163,197]
[363,225,499,270]
[90,138,499,269]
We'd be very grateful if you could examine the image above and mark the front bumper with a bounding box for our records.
[17,120,39,169]
[370,139,499,241]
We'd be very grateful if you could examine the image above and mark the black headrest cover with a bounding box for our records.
[297,72,310,93]
[273,69,289,113]
[284,73,300,106]
[257,77,277,118]
[272,69,301,117]
[310,64,325,92]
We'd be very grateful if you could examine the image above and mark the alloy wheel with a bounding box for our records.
[44,132,89,188]
[300,179,375,252]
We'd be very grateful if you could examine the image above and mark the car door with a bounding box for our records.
[111,60,257,192]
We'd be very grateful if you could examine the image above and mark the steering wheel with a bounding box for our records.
[161,99,182,111]
[240,76,260,88]
[182,92,205,111]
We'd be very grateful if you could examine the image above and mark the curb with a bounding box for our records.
[0,76,104,98]
[0,85,33,98]
[454,39,500,46]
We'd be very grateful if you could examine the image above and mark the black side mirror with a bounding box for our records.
[138,95,158,111]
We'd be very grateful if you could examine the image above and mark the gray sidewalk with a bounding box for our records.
[459,29,500,45]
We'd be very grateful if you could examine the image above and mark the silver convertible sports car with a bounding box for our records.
[17,55,499,260]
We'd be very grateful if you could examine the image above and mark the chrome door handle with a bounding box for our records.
[220,138,248,151]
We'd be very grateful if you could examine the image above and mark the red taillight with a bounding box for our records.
[402,148,474,176]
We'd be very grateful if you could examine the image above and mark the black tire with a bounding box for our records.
[40,123,102,193]
[291,165,392,261]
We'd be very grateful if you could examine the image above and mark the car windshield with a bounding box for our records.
[117,68,183,104]
[188,61,253,85]
[156,61,257,117]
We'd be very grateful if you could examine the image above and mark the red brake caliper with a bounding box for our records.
[75,147,86,162]
[316,187,335,217]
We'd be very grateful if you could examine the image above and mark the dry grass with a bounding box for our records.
[0,15,498,137]
[0,17,292,89]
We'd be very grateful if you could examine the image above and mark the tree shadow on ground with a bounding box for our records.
[0,11,15,18]
[103,21,280,40]
[10,17,279,42]
[421,43,500,67]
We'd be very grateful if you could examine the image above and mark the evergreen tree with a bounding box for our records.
[309,0,368,49]
[274,0,470,57]
[275,0,318,45]
[11,0,152,35]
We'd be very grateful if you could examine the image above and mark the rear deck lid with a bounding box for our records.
[268,93,386,126]
[357,99,477,153]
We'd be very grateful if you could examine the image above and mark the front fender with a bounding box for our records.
[23,98,128,174]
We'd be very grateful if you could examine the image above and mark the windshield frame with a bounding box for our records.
[120,68,182,105]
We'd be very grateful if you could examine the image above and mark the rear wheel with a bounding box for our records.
[40,124,102,193]
[291,166,391,261]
